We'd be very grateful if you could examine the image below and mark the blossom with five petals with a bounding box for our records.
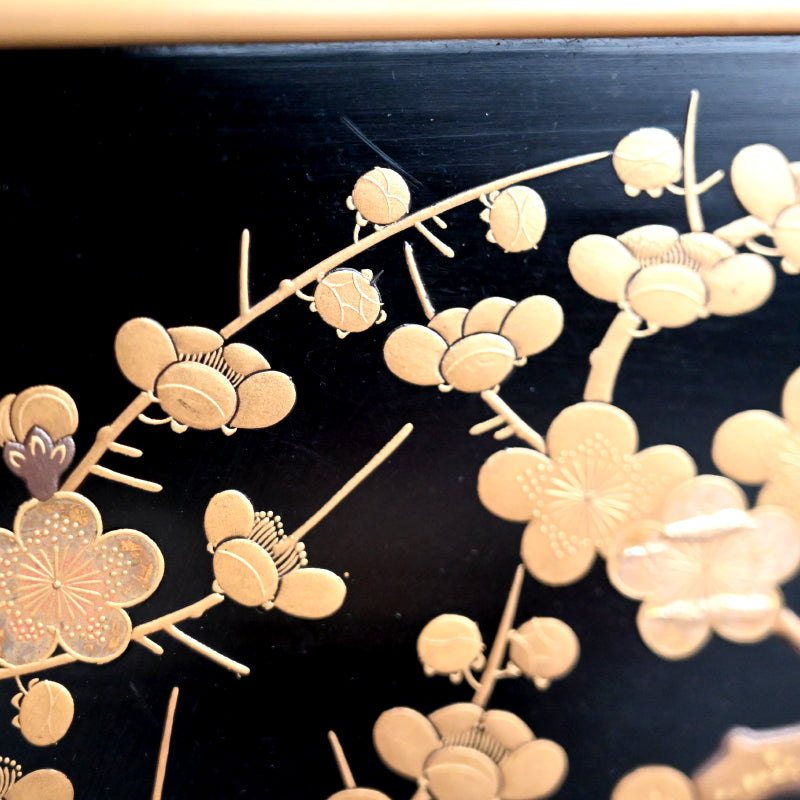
[373,702,567,800]
[0,492,163,665]
[569,224,774,330]
[608,475,800,659]
[478,402,695,586]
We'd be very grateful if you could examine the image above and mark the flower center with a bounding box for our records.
[52,579,62,589]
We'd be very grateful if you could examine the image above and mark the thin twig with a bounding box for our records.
[164,625,250,676]
[89,465,162,493]
[479,391,545,452]
[289,422,413,543]
[220,151,610,339]
[239,228,251,315]
[152,687,179,800]
[62,391,153,492]
[404,242,436,320]
[472,565,525,708]
[683,89,705,233]
[328,731,356,790]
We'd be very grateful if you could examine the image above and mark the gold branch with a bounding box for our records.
[62,390,153,492]
[220,151,610,339]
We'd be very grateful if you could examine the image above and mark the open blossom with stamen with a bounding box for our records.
[478,402,695,586]
[0,492,163,665]
[115,318,296,432]
[373,702,567,800]
[569,225,774,329]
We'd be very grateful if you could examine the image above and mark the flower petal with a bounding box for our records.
[521,521,597,586]
[213,539,279,607]
[10,386,79,443]
[607,521,670,598]
[758,480,800,521]
[705,254,775,317]
[482,709,534,751]
[156,363,238,430]
[440,334,517,393]
[547,402,638,458]
[710,589,783,644]
[625,265,707,329]
[58,604,132,664]
[0,393,16,445]
[568,235,639,303]
[428,308,469,345]
[383,325,447,386]
[6,769,73,800]
[637,599,711,659]
[327,791,393,800]
[782,365,800,429]
[115,318,177,391]
[221,342,270,376]
[731,144,798,222]
[204,490,254,548]
[500,739,568,800]
[500,296,564,358]
[462,298,517,337]
[773,203,800,266]
[611,766,695,800]
[663,475,747,525]
[17,493,100,543]
[712,410,788,485]
[229,370,296,429]
[633,445,697,515]
[617,225,679,261]
[678,232,736,270]
[100,529,164,606]
[167,325,223,355]
[477,448,545,522]
[710,589,782,644]
[0,619,57,666]
[373,707,441,779]
[273,568,346,619]
[424,747,500,800]
[747,507,800,584]
[428,703,483,738]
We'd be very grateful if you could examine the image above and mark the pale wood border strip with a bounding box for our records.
[0,0,799,48]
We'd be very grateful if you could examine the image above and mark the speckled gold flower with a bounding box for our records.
[0,492,163,665]
[373,702,567,800]
[478,402,695,586]
[712,364,800,523]
[608,475,800,659]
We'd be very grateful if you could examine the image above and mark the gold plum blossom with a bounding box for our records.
[608,475,800,659]
[478,402,695,585]
[384,295,563,394]
[373,702,567,800]
[115,318,296,434]
[569,224,774,330]
[0,492,163,665]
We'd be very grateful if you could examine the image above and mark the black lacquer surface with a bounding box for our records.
[0,37,799,799]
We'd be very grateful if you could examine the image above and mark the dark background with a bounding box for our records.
[0,37,798,799]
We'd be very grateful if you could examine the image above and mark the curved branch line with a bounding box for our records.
[220,150,611,339]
